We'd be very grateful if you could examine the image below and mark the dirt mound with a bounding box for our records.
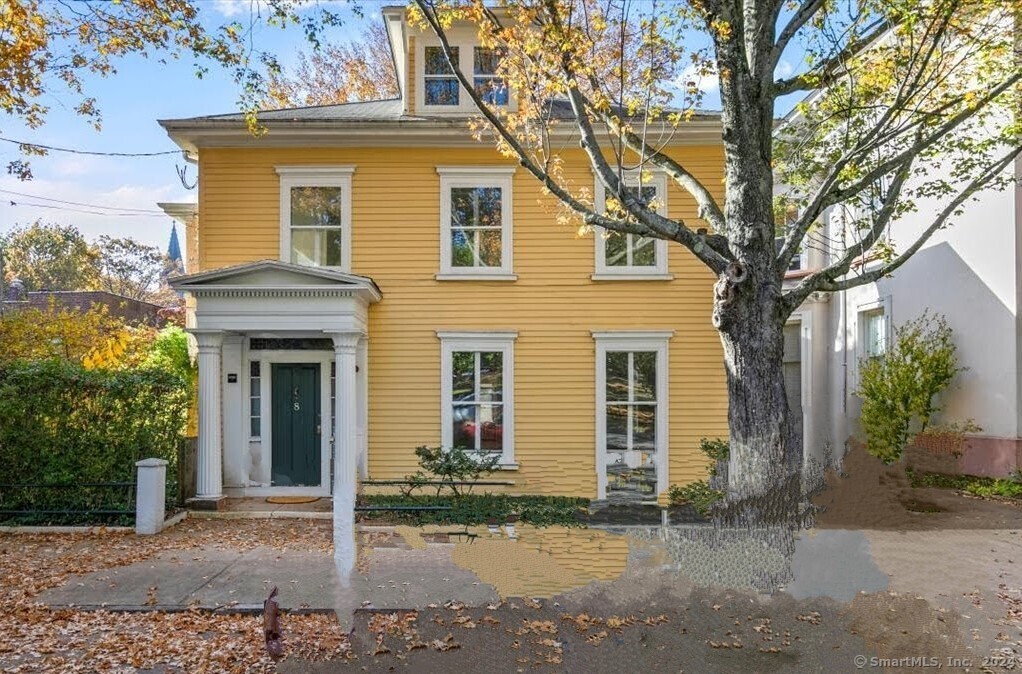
[812,443,944,529]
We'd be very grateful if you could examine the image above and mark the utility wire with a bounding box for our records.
[0,189,166,214]
[0,136,182,158]
[5,201,166,218]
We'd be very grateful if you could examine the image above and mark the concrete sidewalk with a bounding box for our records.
[38,529,501,628]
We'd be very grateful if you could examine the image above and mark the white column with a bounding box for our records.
[194,330,224,501]
[330,333,361,575]
[135,458,167,535]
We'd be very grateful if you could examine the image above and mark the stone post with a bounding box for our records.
[135,458,168,535]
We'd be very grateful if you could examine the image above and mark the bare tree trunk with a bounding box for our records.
[718,294,800,494]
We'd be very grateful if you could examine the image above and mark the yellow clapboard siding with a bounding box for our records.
[198,144,728,497]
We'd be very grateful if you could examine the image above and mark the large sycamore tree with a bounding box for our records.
[410,0,1022,511]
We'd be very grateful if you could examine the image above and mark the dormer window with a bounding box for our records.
[424,46,460,106]
[418,41,513,113]
[473,48,507,105]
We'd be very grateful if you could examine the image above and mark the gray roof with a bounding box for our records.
[174,99,407,123]
[162,98,720,127]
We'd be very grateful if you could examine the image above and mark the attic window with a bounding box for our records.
[473,48,507,105]
[424,46,459,106]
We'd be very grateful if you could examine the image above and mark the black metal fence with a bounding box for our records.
[0,477,180,526]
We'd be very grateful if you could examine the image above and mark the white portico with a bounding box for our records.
[170,260,381,512]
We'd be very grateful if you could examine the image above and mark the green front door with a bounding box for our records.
[271,363,322,486]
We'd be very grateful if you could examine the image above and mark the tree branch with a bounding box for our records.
[788,144,1022,299]
[782,156,912,308]
[411,1,711,256]
[772,0,826,70]
[774,19,889,96]
[778,69,1022,271]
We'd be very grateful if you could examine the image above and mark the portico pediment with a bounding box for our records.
[170,259,381,303]
[171,260,380,333]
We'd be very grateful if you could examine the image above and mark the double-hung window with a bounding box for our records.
[861,308,888,359]
[473,47,508,105]
[437,167,515,278]
[593,171,670,278]
[856,298,891,386]
[594,332,671,501]
[276,167,354,270]
[424,46,460,106]
[439,332,517,467]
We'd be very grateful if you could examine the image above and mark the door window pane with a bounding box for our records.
[606,404,629,450]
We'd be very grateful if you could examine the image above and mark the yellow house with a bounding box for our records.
[161,7,728,514]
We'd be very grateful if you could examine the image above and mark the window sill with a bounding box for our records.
[494,462,519,471]
[591,273,674,281]
[435,273,518,281]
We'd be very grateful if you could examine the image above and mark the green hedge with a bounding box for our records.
[357,494,590,527]
[0,360,189,523]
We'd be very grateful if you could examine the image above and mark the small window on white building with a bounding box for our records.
[593,172,669,277]
[276,167,354,271]
[438,332,517,467]
[862,308,888,359]
[424,46,460,106]
[437,167,515,277]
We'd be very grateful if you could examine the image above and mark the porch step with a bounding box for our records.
[188,510,332,520]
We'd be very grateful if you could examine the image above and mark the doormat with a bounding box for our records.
[266,496,321,505]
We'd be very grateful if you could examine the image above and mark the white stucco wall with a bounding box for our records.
[823,172,1020,445]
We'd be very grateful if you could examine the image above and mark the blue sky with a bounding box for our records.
[0,1,754,263]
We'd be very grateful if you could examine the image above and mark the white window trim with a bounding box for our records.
[437,167,515,277]
[785,310,813,468]
[438,331,518,468]
[276,166,355,272]
[416,40,517,115]
[592,330,672,501]
[854,296,892,386]
[593,171,670,277]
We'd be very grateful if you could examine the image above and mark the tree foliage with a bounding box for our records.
[857,312,964,463]
[0,301,154,367]
[265,21,398,107]
[94,235,170,302]
[1,221,97,291]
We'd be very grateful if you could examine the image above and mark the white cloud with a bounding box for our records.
[210,0,250,18]
[0,173,193,250]
[675,63,720,95]
[776,59,796,79]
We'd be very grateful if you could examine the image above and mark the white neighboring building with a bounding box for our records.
[780,161,1022,477]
